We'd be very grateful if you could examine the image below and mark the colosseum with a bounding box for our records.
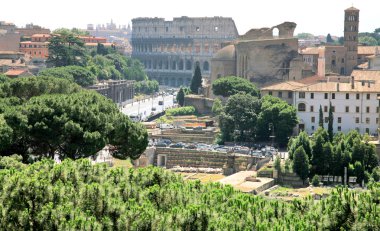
[131,16,238,87]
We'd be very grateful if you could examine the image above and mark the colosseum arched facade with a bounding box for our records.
[131,16,238,87]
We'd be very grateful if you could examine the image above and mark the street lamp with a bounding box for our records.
[269,123,275,147]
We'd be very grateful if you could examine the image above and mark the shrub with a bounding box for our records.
[166,106,196,116]
[312,175,320,187]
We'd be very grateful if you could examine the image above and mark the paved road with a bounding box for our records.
[122,94,175,121]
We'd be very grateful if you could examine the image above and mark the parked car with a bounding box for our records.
[156,142,167,147]
[170,142,185,149]
[185,143,197,149]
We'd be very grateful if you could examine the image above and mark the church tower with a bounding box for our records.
[344,6,359,75]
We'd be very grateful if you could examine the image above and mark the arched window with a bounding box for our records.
[186,60,192,70]
[298,103,306,112]
[178,60,184,70]
[203,61,209,71]
[272,27,279,37]
[195,61,200,67]
[340,67,345,75]
[172,61,176,70]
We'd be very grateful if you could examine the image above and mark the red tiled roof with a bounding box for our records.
[4,69,27,76]
[296,75,326,84]
[31,34,51,38]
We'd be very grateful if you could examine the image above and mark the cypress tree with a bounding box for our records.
[177,88,185,106]
[190,65,202,94]
[328,102,334,141]
[319,105,324,128]
[293,146,310,184]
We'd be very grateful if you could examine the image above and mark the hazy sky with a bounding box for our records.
[2,0,378,36]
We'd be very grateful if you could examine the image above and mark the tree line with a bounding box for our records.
[211,76,298,146]
[289,128,379,185]
[0,156,379,230]
[46,28,159,94]
[0,76,148,162]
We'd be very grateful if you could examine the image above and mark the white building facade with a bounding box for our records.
[261,73,380,136]
[294,80,379,135]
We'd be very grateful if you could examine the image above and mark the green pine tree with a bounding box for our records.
[190,65,202,94]
[293,146,310,184]
[319,105,324,128]
[328,102,334,141]
[177,88,185,106]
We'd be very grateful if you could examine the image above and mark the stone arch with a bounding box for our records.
[158,60,162,69]
[170,77,176,86]
[203,61,209,71]
[178,59,184,70]
[272,27,279,37]
[186,60,192,70]
[172,61,177,70]
[177,78,184,87]
[153,60,157,69]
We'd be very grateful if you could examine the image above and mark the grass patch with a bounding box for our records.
[112,158,133,169]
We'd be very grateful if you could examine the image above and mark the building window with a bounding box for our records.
[356,106,360,113]
[278,91,282,98]
[298,103,306,112]
[324,106,328,112]
[355,127,360,132]
[338,126,341,131]
[196,27,200,32]
[367,94,370,100]
[166,27,169,32]
[310,105,314,112]
[332,106,335,112]
[269,91,272,96]
[324,117,328,123]
[324,93,328,99]
[346,93,349,99]
[345,106,349,113]
[341,58,345,63]
[299,92,305,98]
[366,118,370,124]
[338,117,342,123]
[203,61,209,71]
[288,92,293,98]
[311,117,315,123]
[356,94,360,100]
[310,93,314,99]
[312,126,315,130]
[332,93,335,99]
[377,118,379,124]
[366,128,370,134]
[355,117,360,123]
[366,107,370,113]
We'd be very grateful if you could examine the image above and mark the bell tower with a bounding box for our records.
[344,6,359,75]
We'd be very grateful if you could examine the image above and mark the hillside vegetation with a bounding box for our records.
[0,157,379,230]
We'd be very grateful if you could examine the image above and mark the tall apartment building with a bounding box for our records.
[131,16,238,87]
